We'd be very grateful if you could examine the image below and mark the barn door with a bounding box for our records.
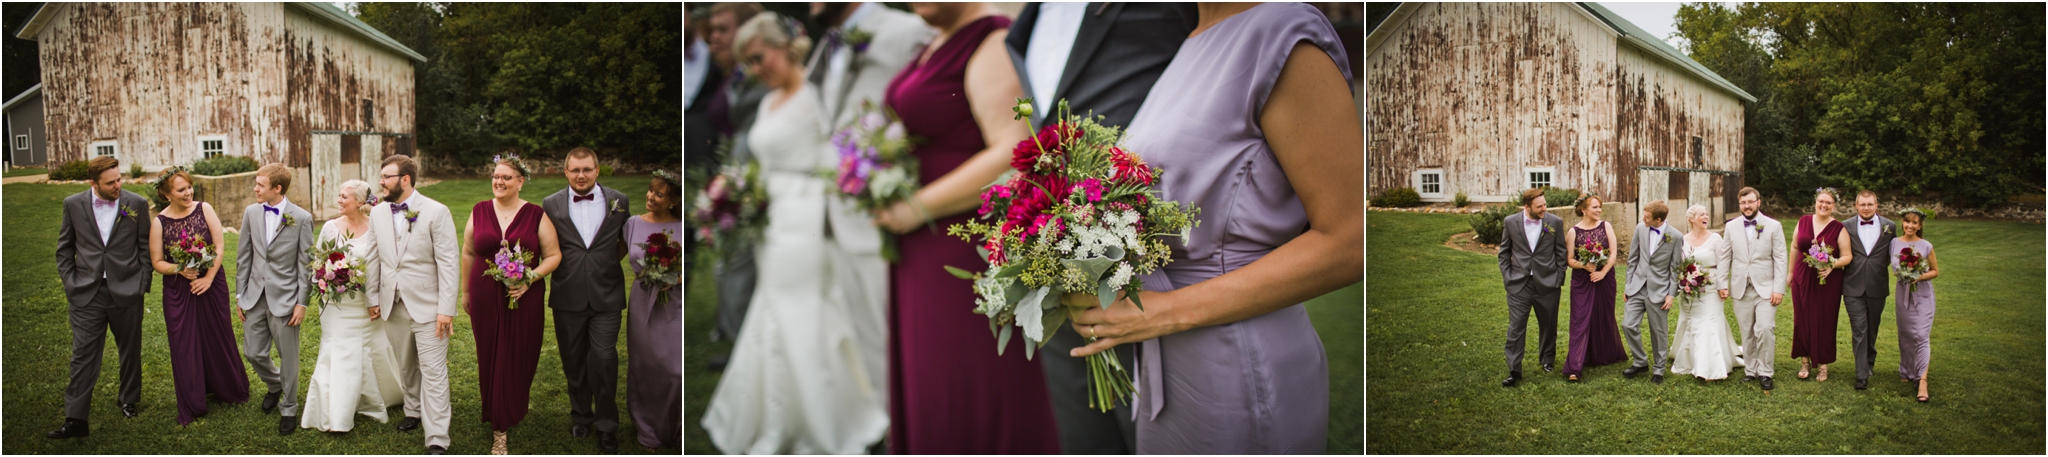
[310,134,341,219]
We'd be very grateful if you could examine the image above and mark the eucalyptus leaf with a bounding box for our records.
[944,265,978,280]
[1042,306,1070,341]
[1096,281,1120,309]
[1062,257,1119,286]
[996,324,1013,357]
[1002,276,1028,307]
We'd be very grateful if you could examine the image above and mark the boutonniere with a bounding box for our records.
[844,26,873,56]
[404,209,421,224]
[609,199,625,214]
[1663,233,1675,244]
[281,213,297,228]
[1542,223,1554,235]
[119,205,139,221]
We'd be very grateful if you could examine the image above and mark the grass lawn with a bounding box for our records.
[685,251,1364,454]
[1365,211,2045,454]
[3,174,676,454]
[6,167,48,178]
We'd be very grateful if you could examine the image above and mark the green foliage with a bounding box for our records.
[1372,187,1422,208]
[49,160,90,181]
[189,155,258,176]
[1468,203,1519,245]
[126,163,144,179]
[1453,191,1470,208]
[1542,186,1580,209]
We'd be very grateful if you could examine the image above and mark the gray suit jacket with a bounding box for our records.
[1004,2,1199,131]
[1841,215,1896,299]
[369,192,463,323]
[1718,213,1787,298]
[1624,222,1683,301]
[807,5,932,256]
[1498,212,1569,294]
[542,185,632,313]
[236,199,316,315]
[56,189,154,307]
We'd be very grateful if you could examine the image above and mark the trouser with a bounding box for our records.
[713,245,757,341]
[243,296,302,416]
[386,301,453,448]
[1620,292,1671,375]
[1504,285,1560,372]
[1039,326,1138,454]
[554,308,622,433]
[1844,295,1888,381]
[1732,286,1778,377]
[65,283,143,420]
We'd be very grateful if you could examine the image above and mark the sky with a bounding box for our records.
[1598,2,1689,51]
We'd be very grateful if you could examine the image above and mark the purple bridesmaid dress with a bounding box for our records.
[1565,222,1626,376]
[158,202,250,425]
[1118,3,1352,453]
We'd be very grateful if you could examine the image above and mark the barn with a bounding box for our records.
[4,84,47,166]
[1367,2,1754,225]
[14,2,423,218]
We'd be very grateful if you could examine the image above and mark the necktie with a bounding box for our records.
[263,205,280,215]
[573,193,595,203]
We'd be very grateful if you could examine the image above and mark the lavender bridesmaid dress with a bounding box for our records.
[1117,3,1352,453]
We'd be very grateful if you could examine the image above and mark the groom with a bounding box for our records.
[1718,187,1786,391]
[49,157,151,439]
[543,147,632,453]
[235,163,316,435]
[1498,188,1568,387]
[1842,189,1896,390]
[372,154,461,455]
[1620,200,1681,384]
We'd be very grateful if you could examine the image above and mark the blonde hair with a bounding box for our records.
[1687,204,1710,224]
[733,13,810,65]
[339,179,378,214]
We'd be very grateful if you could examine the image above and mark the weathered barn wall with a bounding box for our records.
[1367,2,1619,202]
[1612,44,1743,204]
[279,7,415,168]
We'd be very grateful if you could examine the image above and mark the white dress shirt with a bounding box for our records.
[261,199,285,244]
[1522,214,1542,250]
[569,187,606,248]
[684,36,710,110]
[391,191,419,239]
[1024,2,1087,116]
[821,2,881,117]
[94,192,118,278]
[1645,223,1665,255]
[1856,216,1880,254]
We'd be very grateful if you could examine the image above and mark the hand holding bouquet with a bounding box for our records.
[484,240,536,309]
[165,228,218,273]
[304,237,367,307]
[1672,257,1713,302]
[637,230,684,305]
[944,98,1201,412]
[827,101,921,262]
[1574,237,1608,271]
[689,160,770,256]
[1804,244,1836,285]
[1896,247,1931,294]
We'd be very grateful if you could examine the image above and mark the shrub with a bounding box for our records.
[50,160,91,181]
[1470,203,1520,246]
[599,163,614,177]
[127,163,145,179]
[190,155,258,176]
[1453,192,1470,208]
[1372,187,1423,208]
[1543,186,1581,209]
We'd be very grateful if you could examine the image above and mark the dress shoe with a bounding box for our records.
[1743,375,1757,383]
[397,416,421,432]
[426,445,447,455]
[598,431,619,454]
[1651,374,1664,384]
[1760,376,1774,390]
[1855,378,1869,390]
[572,423,592,438]
[45,419,88,439]
[1501,371,1521,387]
[1541,363,1555,373]
[1622,365,1647,378]
[279,416,298,435]
[261,392,281,413]
[119,403,139,418]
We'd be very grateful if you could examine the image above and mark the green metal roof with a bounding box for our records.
[287,2,428,63]
[1578,2,1755,103]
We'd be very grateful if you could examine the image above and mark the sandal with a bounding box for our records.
[1567,374,1580,382]
[1816,365,1829,382]
[1797,359,1811,380]
[492,430,508,455]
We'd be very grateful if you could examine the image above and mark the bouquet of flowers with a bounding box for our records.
[826,100,922,262]
[689,160,770,256]
[1574,237,1608,270]
[944,98,1201,412]
[1672,257,1713,302]
[165,228,218,272]
[483,240,536,309]
[304,237,367,307]
[637,230,684,305]
[1896,247,1931,294]
[1804,243,1837,285]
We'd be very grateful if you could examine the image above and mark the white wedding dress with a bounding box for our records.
[300,220,407,432]
[701,83,890,454]
[1669,232,1744,380]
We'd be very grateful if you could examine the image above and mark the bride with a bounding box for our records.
[699,13,889,454]
[1669,204,1743,382]
[300,179,406,432]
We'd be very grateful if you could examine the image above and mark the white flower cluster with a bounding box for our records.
[869,166,912,200]
[973,274,1010,317]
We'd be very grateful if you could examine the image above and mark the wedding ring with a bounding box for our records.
[1089,325,1098,339]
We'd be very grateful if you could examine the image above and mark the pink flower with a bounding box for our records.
[1079,178,1105,203]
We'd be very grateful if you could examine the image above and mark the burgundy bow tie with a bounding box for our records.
[573,193,595,203]
[263,205,280,215]
[1860,219,1874,226]
[93,198,116,209]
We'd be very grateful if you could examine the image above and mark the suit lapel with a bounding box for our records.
[373,203,401,265]
[557,196,589,251]
[78,195,107,249]
[1051,3,1120,112]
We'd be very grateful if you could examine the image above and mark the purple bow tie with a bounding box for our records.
[263,205,280,215]
[391,203,410,213]
[573,193,595,203]
[1860,219,1874,226]
[1743,219,1756,227]
[93,198,116,209]
[1649,227,1662,236]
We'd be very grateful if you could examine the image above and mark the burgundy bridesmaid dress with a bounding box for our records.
[158,202,250,425]
[467,201,549,431]
[1790,215,1846,366]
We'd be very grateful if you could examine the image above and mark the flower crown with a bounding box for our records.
[148,165,192,207]
[491,153,529,177]
[1813,187,1839,201]
[651,169,679,188]
[1899,207,1932,221]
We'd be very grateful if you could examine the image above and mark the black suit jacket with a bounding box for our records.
[543,185,633,313]
[1005,2,1198,130]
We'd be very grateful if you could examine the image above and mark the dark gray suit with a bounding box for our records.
[1006,2,1196,453]
[55,189,153,421]
[544,185,633,434]
[1841,215,1895,381]
[1498,211,1569,372]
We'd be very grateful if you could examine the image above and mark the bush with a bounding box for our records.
[50,160,91,181]
[599,163,614,177]
[127,163,145,179]
[1453,192,1470,208]
[1543,186,1581,208]
[1372,187,1423,208]
[1470,203,1520,246]
[191,155,258,176]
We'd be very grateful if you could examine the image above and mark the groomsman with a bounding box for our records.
[543,147,632,454]
[1842,189,1896,390]
[48,157,151,439]
[1620,200,1681,384]
[1498,188,1569,387]
[1003,2,1196,451]
[1717,187,1786,391]
[235,163,316,435]
[372,154,462,455]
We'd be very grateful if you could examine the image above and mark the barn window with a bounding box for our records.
[90,140,118,160]
[1413,169,1444,199]
[12,135,23,151]
[1692,136,1704,167]
[198,135,227,159]
[1525,167,1555,190]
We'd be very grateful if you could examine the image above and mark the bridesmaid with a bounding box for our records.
[1789,188,1852,382]
[146,168,251,425]
[869,2,1056,454]
[1891,208,1939,402]
[462,156,563,454]
[1063,3,1362,453]
[1563,195,1625,382]
[625,171,684,449]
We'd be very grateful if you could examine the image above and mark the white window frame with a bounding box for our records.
[197,135,228,159]
[1525,166,1556,190]
[12,134,24,151]
[89,140,119,161]
[1412,168,1445,200]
